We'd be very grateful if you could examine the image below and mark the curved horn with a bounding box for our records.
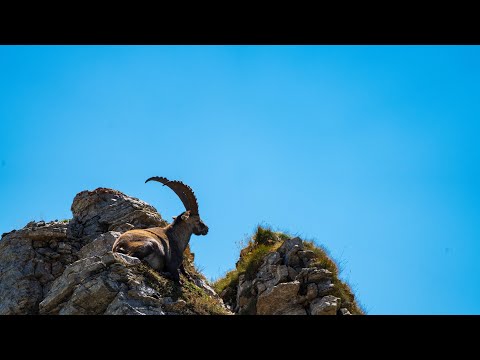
[145,176,199,215]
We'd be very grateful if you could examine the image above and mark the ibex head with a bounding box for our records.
[145,176,209,236]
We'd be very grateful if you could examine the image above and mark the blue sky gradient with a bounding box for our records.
[1,46,479,314]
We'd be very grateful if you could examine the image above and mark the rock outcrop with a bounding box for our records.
[0,188,230,315]
[68,187,166,240]
[214,228,362,315]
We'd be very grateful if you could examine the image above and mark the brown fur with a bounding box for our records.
[111,211,208,281]
[112,177,208,282]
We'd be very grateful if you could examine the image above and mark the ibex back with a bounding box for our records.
[112,177,208,282]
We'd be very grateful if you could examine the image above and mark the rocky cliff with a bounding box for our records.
[0,188,229,315]
[0,188,362,315]
[214,227,363,315]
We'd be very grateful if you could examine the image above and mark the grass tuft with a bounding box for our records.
[134,245,229,315]
[213,225,284,303]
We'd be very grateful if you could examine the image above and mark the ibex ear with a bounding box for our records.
[181,210,191,221]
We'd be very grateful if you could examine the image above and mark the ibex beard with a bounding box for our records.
[112,176,208,282]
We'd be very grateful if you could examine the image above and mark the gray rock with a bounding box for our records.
[306,283,318,300]
[237,275,253,310]
[310,295,341,315]
[282,306,307,315]
[18,220,68,241]
[0,189,230,315]
[104,291,166,315]
[339,308,352,315]
[264,251,282,265]
[39,256,109,314]
[285,245,302,268]
[0,221,71,314]
[317,279,335,296]
[193,277,219,299]
[296,268,333,284]
[67,188,166,239]
[58,276,118,315]
[255,281,267,295]
[0,221,82,314]
[298,250,315,260]
[256,281,301,315]
[37,248,230,315]
[278,237,303,255]
[255,261,283,291]
[111,252,141,266]
[57,242,72,254]
[298,250,316,267]
[275,265,289,284]
[77,231,121,259]
[287,266,298,281]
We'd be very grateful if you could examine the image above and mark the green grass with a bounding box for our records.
[303,240,339,275]
[214,225,365,315]
[133,246,230,315]
[301,240,364,314]
[213,225,283,303]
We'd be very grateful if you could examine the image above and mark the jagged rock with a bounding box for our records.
[285,245,302,268]
[287,266,298,281]
[310,295,341,315]
[11,220,68,241]
[298,250,316,266]
[67,187,166,239]
[39,251,229,315]
[264,251,282,265]
[276,265,289,283]
[237,275,253,309]
[278,237,303,255]
[255,280,267,295]
[0,220,72,315]
[77,231,121,259]
[0,189,231,315]
[339,308,352,315]
[317,279,335,296]
[295,267,333,284]
[193,277,219,299]
[39,255,112,314]
[256,281,304,315]
[282,306,307,315]
[105,291,165,315]
[217,233,362,315]
[306,283,318,300]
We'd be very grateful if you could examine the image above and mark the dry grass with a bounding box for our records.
[213,225,283,303]
[214,225,365,315]
[134,245,230,315]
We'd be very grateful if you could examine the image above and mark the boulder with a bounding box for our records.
[310,295,341,315]
[256,281,304,315]
[67,187,166,239]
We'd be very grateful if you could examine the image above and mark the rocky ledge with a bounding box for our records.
[0,188,229,315]
[214,228,363,315]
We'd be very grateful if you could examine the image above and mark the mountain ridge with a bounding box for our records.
[0,187,362,315]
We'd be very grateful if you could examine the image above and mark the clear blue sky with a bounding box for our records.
[1,46,479,314]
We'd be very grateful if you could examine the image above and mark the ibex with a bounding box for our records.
[112,176,209,282]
